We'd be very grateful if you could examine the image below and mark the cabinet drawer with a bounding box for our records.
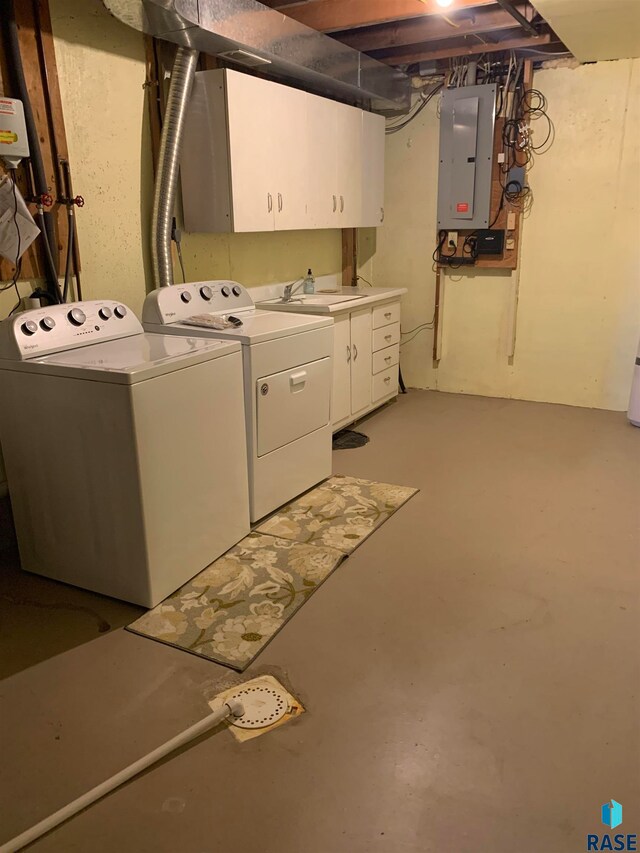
[372,344,399,375]
[372,302,400,329]
[372,323,400,352]
[372,365,398,402]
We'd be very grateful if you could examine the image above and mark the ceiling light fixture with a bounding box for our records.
[435,0,455,7]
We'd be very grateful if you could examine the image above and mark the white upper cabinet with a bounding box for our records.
[306,92,338,229]
[225,71,280,232]
[334,101,363,227]
[181,68,385,233]
[361,111,386,227]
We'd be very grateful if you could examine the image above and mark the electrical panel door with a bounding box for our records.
[437,84,497,231]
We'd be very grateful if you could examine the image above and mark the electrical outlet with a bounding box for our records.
[447,231,458,249]
[506,238,516,251]
[507,212,516,231]
[498,152,506,164]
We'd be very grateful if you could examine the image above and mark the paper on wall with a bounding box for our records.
[0,174,40,265]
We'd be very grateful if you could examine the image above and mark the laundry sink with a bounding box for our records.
[260,294,368,307]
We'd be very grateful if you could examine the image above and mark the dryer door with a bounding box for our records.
[256,356,331,457]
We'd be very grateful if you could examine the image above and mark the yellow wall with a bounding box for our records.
[0,0,341,489]
[6,0,341,318]
[362,59,640,411]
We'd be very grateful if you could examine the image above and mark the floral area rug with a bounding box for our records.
[127,475,417,670]
[127,533,345,671]
[255,474,418,554]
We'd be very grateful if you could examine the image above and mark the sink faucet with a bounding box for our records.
[282,278,305,303]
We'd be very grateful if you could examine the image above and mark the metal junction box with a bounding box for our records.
[437,84,497,231]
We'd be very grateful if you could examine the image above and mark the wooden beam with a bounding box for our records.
[331,4,531,51]
[342,228,357,287]
[0,0,75,284]
[372,30,552,64]
[270,0,498,34]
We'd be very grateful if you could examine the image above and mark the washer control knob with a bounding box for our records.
[114,305,127,318]
[68,308,86,326]
[221,286,231,297]
[232,285,242,297]
[180,292,192,304]
[99,307,112,321]
[21,320,38,336]
[40,316,56,331]
[200,285,212,301]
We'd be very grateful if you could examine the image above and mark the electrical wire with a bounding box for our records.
[385,83,444,134]
[356,274,373,287]
[176,242,186,284]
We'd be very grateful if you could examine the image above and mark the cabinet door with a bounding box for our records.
[361,111,385,227]
[332,315,352,425]
[225,71,276,232]
[306,93,338,228]
[350,309,372,415]
[272,86,309,230]
[335,102,363,227]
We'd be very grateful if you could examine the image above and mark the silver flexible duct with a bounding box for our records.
[151,46,199,289]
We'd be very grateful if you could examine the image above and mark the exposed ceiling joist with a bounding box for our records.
[372,30,553,64]
[263,0,498,33]
[493,0,538,36]
[331,4,533,52]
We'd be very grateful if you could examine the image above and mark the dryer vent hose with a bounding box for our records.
[151,46,199,290]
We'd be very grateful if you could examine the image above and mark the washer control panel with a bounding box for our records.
[0,300,143,360]
[142,281,254,326]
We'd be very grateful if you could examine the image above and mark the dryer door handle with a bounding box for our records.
[289,370,307,388]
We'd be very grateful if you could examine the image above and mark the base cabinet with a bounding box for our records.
[332,300,401,431]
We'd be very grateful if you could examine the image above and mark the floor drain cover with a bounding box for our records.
[228,684,288,729]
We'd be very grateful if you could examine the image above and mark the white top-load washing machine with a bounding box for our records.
[143,281,334,521]
[0,300,250,607]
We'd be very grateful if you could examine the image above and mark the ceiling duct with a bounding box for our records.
[102,0,411,112]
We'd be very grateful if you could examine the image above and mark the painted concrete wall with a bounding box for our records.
[360,59,640,412]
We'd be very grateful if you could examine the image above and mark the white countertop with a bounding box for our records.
[256,286,407,315]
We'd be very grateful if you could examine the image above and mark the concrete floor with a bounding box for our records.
[0,390,638,852]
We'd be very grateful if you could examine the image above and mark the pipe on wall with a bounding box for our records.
[151,46,199,289]
[0,0,62,302]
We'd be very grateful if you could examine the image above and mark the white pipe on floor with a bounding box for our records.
[0,699,244,853]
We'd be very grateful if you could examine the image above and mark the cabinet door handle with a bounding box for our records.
[333,194,337,213]
[340,195,344,213]
[267,192,273,212]
[353,343,358,361]
[380,207,385,223]
[278,192,283,212]
[346,345,351,363]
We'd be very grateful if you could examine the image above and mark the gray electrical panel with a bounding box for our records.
[437,84,497,231]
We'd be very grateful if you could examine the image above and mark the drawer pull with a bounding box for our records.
[385,334,392,341]
[290,370,307,386]
[384,312,392,319]
[385,355,392,362]
[384,377,391,384]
